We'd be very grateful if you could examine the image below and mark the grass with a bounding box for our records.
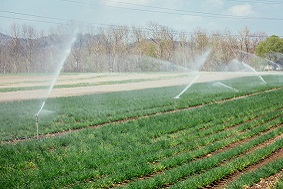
[227,158,283,188]
[0,73,283,188]
[0,75,281,141]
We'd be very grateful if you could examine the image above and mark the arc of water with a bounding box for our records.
[239,50,280,68]
[174,49,211,99]
[36,30,78,117]
[174,75,199,99]
[35,29,78,139]
[241,61,267,84]
[217,82,239,92]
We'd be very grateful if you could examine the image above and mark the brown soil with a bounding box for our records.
[249,169,283,188]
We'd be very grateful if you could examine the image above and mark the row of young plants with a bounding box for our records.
[169,132,283,189]
[227,157,283,188]
[80,120,282,188]
[0,75,281,141]
[275,176,283,188]
[68,87,283,188]
[97,114,283,189]
[73,105,283,188]
[1,86,282,188]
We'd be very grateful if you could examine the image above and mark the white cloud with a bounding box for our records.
[226,4,254,17]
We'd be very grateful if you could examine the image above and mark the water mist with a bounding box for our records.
[241,61,267,84]
[174,49,211,99]
[216,81,239,92]
[35,29,78,139]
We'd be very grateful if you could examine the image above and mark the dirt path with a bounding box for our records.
[0,72,277,102]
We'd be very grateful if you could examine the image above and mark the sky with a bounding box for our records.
[0,0,283,36]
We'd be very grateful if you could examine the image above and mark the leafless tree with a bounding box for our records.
[71,33,84,72]
[7,23,22,72]
[21,25,37,73]
[147,22,175,61]
[250,31,268,53]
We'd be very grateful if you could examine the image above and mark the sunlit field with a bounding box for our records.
[1,72,283,188]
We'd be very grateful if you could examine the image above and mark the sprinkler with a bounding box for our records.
[173,96,179,110]
[35,114,39,139]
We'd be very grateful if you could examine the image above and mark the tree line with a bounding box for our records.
[0,22,270,73]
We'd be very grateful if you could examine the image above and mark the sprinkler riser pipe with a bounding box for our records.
[35,114,39,139]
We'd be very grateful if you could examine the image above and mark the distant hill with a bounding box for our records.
[0,33,11,44]
[0,32,100,49]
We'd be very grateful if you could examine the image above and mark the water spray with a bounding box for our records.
[174,75,199,99]
[217,82,239,92]
[173,49,211,100]
[34,29,78,139]
[241,61,267,84]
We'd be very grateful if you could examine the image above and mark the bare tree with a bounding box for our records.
[7,23,22,72]
[131,25,148,56]
[98,26,129,72]
[238,26,252,54]
[21,25,37,73]
[176,31,190,67]
[250,31,268,53]
[71,33,84,72]
[147,22,175,61]
[193,28,209,53]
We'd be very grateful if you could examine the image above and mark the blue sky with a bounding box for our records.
[0,0,282,36]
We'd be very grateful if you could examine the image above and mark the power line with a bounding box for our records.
[0,15,63,25]
[0,13,275,38]
[226,0,283,4]
[0,7,282,37]
[0,10,116,28]
[60,0,283,21]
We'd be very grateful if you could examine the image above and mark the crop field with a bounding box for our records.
[1,72,283,188]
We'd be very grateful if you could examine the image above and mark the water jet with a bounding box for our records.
[34,29,78,138]
[241,61,267,84]
[174,75,199,99]
[216,81,239,92]
[173,49,211,99]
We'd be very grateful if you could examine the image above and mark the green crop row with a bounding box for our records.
[169,136,283,189]
[115,118,283,189]
[0,75,282,188]
[274,177,283,188]
[38,105,283,187]
[227,157,283,188]
[1,75,281,141]
[75,111,283,188]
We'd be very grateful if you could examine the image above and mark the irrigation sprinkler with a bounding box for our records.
[33,30,78,140]
[35,114,39,139]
